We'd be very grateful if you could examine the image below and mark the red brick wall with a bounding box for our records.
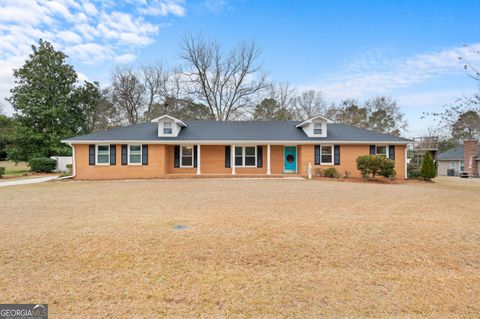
[73,143,407,179]
[464,140,479,177]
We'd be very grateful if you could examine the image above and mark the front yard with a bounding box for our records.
[1,177,479,318]
[0,160,30,178]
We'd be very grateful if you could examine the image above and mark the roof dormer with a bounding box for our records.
[296,115,333,138]
[151,114,187,137]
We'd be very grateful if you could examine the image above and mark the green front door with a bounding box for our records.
[284,146,297,173]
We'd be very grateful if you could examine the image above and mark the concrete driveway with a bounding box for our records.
[0,175,59,187]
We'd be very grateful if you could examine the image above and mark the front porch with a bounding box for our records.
[165,144,302,176]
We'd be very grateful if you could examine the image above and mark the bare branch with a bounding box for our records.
[180,34,268,120]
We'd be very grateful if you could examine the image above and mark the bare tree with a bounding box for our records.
[140,63,169,121]
[293,89,327,120]
[459,44,480,81]
[180,34,268,120]
[364,96,407,136]
[87,87,120,132]
[111,66,146,124]
[268,82,296,110]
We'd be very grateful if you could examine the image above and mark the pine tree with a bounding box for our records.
[420,152,436,181]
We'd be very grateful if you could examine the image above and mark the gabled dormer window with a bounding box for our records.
[313,122,322,135]
[163,121,172,135]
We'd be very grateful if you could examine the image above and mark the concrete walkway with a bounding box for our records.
[0,175,59,187]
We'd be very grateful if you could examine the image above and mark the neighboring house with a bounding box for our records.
[62,115,411,180]
[437,140,479,177]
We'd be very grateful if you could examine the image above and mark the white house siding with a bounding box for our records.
[438,160,480,176]
[438,160,460,176]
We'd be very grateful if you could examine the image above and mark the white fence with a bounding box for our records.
[50,156,72,172]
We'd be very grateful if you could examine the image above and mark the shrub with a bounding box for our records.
[0,167,5,178]
[420,152,436,181]
[407,164,421,179]
[29,157,57,173]
[314,168,323,176]
[356,155,396,179]
[380,158,396,178]
[408,170,421,179]
[323,167,340,178]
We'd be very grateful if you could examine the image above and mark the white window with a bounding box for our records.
[376,145,387,157]
[128,145,142,165]
[234,146,257,167]
[460,161,464,171]
[181,146,194,167]
[313,122,322,135]
[450,161,456,169]
[321,145,333,164]
[96,145,110,165]
[163,121,172,134]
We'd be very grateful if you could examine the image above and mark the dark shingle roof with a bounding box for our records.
[437,145,480,160]
[63,120,411,143]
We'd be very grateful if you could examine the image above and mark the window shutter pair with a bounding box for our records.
[173,145,196,167]
[369,145,395,160]
[314,145,340,165]
[223,146,263,168]
[89,144,116,165]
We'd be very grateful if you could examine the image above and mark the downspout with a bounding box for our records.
[404,145,408,179]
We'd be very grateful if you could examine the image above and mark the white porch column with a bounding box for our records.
[267,144,271,175]
[196,144,201,175]
[231,144,236,175]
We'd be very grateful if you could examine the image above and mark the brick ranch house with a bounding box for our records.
[62,115,411,180]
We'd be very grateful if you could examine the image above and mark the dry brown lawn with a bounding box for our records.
[1,177,480,318]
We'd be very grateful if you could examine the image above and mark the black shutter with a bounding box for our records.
[174,146,180,168]
[370,145,376,155]
[89,145,95,165]
[121,144,128,165]
[389,145,395,160]
[334,145,340,165]
[194,145,198,168]
[257,145,263,168]
[314,145,320,165]
[142,145,148,165]
[110,145,116,165]
[225,146,231,168]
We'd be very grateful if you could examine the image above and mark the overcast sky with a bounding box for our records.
[1,0,479,136]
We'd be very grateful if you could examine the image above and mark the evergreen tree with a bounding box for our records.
[7,39,97,161]
[253,98,294,120]
[420,152,436,181]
